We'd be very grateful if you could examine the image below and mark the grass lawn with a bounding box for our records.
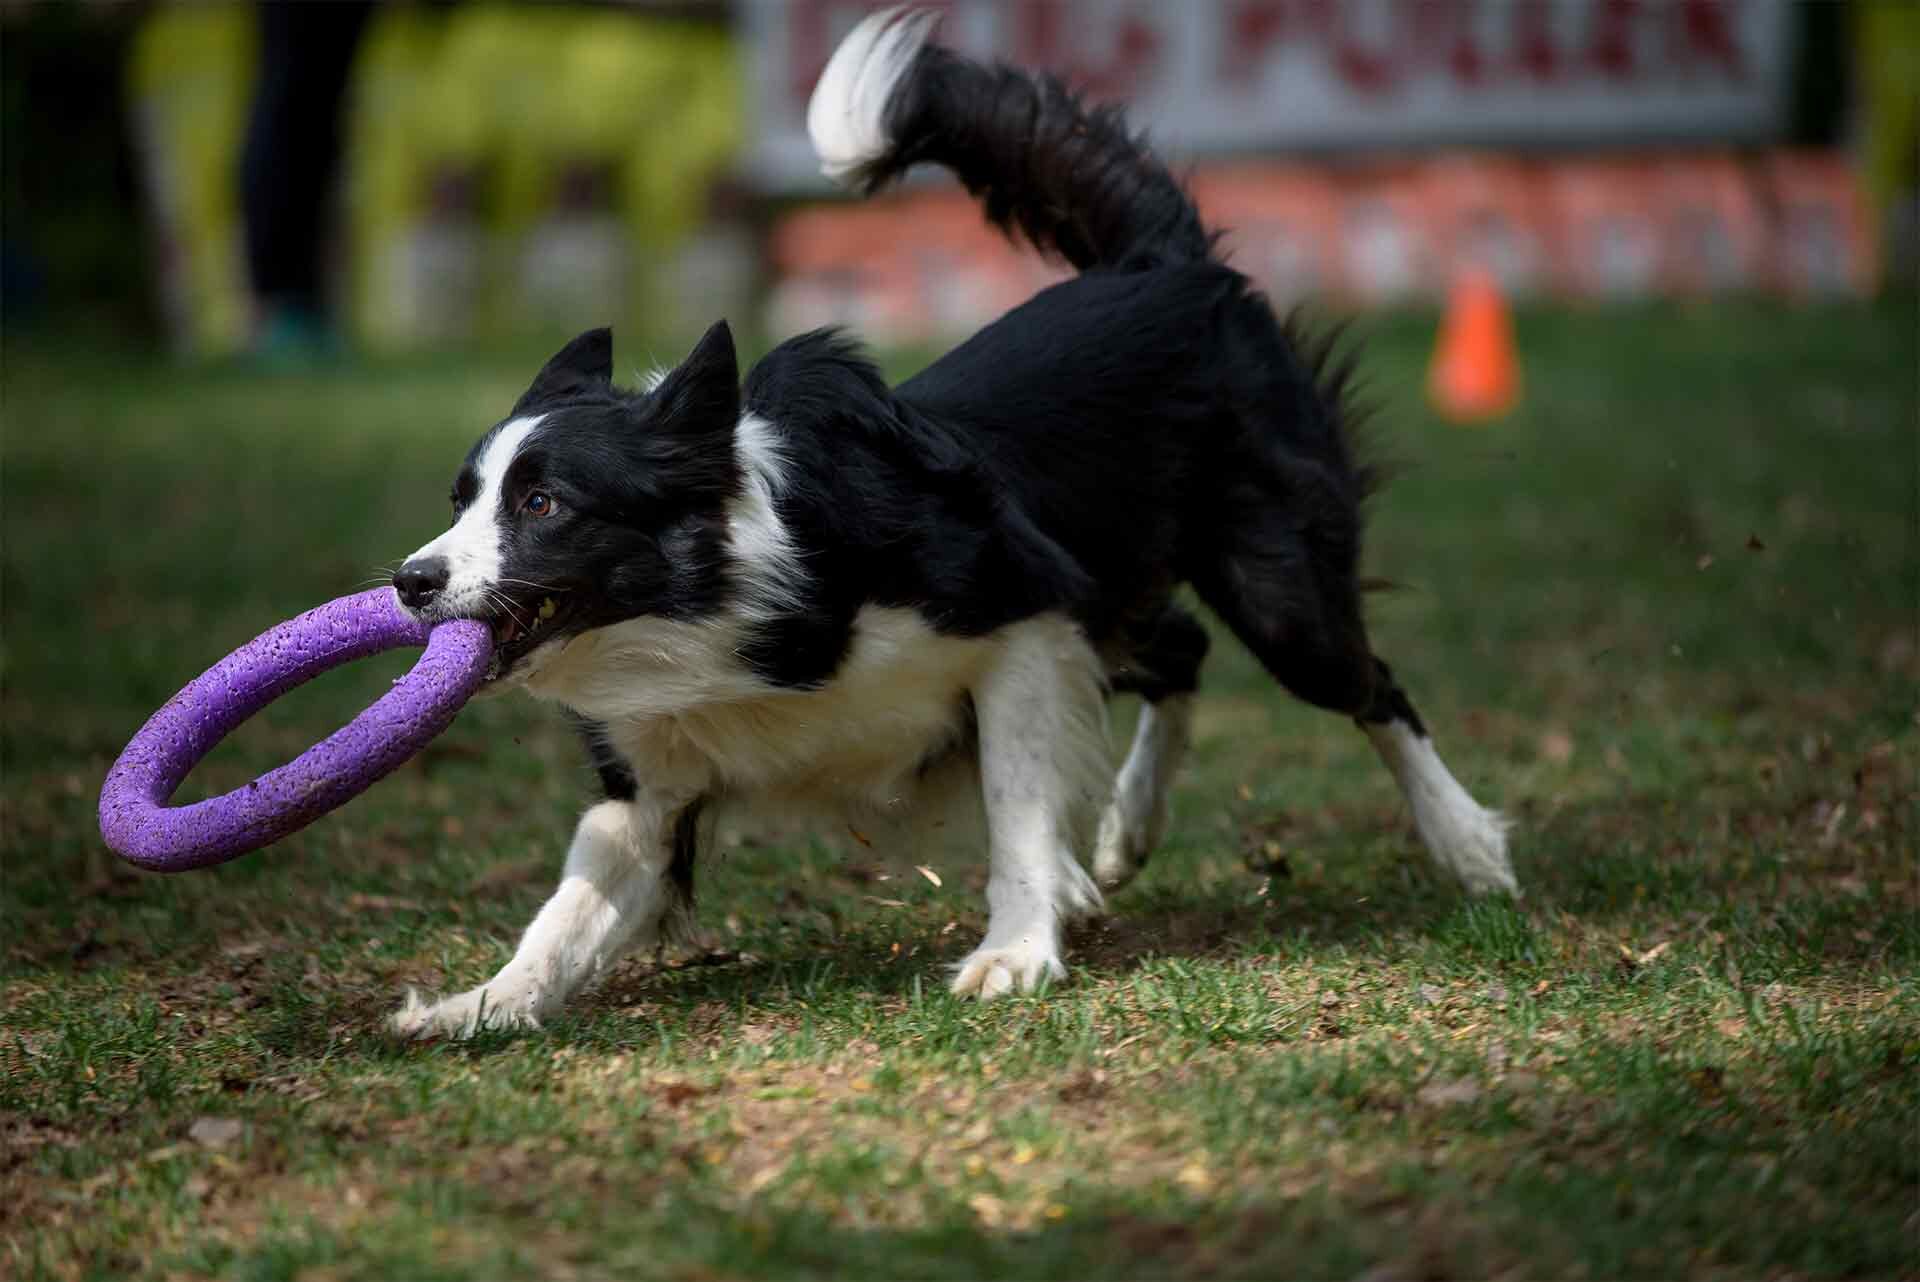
[3,301,1915,1280]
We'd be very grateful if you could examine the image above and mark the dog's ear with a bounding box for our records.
[649,321,740,437]
[513,327,613,415]
[637,321,740,495]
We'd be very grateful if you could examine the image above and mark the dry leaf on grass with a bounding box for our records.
[1618,940,1672,971]
[1539,730,1575,764]
[1415,1077,1481,1109]
[345,893,423,913]
[915,865,943,888]
[655,1082,712,1108]
[1175,1162,1214,1193]
[188,1117,244,1149]
[968,1192,1007,1227]
[744,1163,785,1195]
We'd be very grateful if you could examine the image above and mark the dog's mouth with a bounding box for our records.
[484,594,569,682]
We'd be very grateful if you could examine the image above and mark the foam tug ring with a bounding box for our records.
[98,589,492,872]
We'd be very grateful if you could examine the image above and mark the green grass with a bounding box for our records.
[3,301,1915,1280]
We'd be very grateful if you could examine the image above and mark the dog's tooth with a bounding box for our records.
[539,597,557,620]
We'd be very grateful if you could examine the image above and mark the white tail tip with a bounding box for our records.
[806,6,940,187]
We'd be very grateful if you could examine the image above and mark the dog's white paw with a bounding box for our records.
[388,984,541,1041]
[950,938,1067,1000]
[1447,807,1520,898]
[1091,800,1153,891]
[1417,799,1518,897]
[1093,694,1190,891]
[1054,848,1107,922]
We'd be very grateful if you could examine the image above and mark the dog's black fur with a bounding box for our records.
[447,28,1405,726]
[387,10,1513,1035]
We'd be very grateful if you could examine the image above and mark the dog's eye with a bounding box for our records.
[523,491,556,518]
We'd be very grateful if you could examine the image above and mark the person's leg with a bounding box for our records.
[240,0,373,344]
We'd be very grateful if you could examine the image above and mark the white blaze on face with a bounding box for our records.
[403,415,542,618]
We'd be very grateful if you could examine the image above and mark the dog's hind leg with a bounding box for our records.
[1194,510,1516,896]
[1092,698,1193,890]
[1094,606,1210,890]
[1354,661,1516,896]
[390,789,704,1039]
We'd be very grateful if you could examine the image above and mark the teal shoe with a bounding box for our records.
[249,305,346,370]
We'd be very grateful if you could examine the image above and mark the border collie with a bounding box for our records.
[388,8,1516,1039]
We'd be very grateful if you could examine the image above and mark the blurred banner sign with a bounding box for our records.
[740,0,1795,189]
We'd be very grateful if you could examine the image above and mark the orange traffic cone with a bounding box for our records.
[1427,267,1519,424]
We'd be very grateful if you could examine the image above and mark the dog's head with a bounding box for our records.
[393,323,743,686]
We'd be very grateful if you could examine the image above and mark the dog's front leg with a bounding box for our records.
[952,617,1106,1000]
[391,790,696,1039]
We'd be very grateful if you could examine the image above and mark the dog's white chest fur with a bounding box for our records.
[528,605,1002,808]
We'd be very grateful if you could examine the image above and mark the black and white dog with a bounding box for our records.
[388,9,1515,1039]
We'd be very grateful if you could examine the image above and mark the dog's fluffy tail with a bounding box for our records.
[807,7,1212,273]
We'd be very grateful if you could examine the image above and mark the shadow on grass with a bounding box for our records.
[567,875,1484,1028]
[24,767,1911,1069]
[190,1035,1919,1282]
[553,777,1915,1024]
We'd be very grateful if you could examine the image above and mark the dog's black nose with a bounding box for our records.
[393,556,450,610]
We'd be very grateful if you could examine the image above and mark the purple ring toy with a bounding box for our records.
[98,588,492,872]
